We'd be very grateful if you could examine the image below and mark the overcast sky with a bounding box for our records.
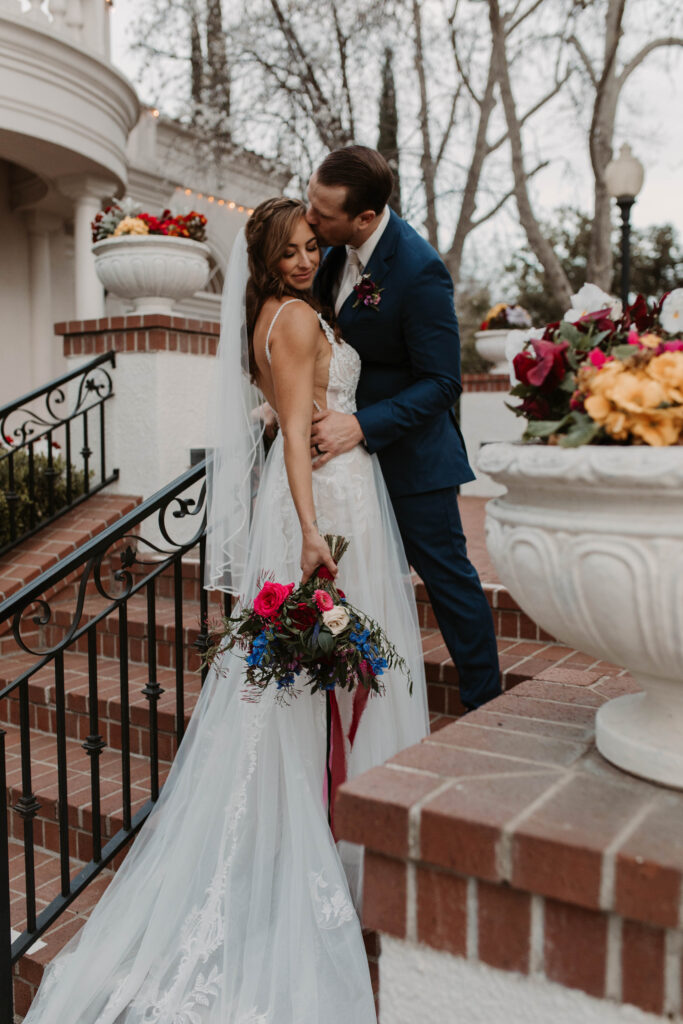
[109,0,683,243]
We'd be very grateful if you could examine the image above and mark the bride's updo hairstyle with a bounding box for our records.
[245,197,325,378]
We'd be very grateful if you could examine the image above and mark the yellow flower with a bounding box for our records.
[639,332,661,349]
[485,302,507,320]
[113,216,149,237]
[606,372,667,415]
[629,410,683,447]
[584,395,631,440]
[646,352,683,403]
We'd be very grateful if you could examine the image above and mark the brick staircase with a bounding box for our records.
[1,496,622,1020]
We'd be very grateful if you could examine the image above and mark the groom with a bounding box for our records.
[307,145,500,710]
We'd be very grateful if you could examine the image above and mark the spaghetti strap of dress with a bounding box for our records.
[264,298,304,364]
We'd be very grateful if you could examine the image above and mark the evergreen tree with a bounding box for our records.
[190,4,204,126]
[377,47,401,216]
[205,0,231,142]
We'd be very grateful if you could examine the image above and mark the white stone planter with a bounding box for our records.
[474,329,525,375]
[479,442,683,790]
[92,235,211,314]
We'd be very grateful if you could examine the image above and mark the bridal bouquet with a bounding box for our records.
[203,535,412,703]
[508,285,683,447]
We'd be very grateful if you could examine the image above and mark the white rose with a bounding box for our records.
[506,328,545,386]
[506,305,532,328]
[564,283,620,323]
[322,606,349,635]
[660,289,683,334]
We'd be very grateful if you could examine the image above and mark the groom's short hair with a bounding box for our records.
[317,146,393,218]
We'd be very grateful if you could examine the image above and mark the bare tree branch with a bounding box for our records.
[471,160,548,228]
[568,33,597,86]
[488,0,572,307]
[618,35,683,86]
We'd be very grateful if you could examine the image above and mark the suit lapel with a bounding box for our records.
[339,209,402,322]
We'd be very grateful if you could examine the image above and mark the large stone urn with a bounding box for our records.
[474,329,526,375]
[479,442,683,790]
[92,235,210,314]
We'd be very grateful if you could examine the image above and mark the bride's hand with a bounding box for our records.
[300,531,338,584]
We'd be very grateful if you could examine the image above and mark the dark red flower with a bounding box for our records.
[529,339,569,391]
[290,602,317,630]
[316,566,335,580]
[519,394,551,419]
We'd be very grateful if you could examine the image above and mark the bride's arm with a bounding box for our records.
[269,304,338,583]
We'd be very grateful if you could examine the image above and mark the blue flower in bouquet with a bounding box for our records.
[277,671,296,691]
[246,632,268,667]
[350,626,371,654]
[368,653,388,677]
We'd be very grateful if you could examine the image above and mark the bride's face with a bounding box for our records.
[277,218,320,291]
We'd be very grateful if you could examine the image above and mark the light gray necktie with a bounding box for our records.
[335,249,363,315]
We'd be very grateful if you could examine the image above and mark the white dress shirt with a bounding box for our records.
[334,206,391,315]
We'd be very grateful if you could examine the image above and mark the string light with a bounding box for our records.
[173,185,254,216]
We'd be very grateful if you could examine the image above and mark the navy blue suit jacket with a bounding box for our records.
[315,209,475,498]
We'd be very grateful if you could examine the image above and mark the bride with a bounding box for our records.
[23,197,429,1023]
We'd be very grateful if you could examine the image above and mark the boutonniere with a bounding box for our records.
[352,273,383,311]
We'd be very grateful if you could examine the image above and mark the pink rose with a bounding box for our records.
[627,326,641,346]
[314,589,334,612]
[253,581,294,618]
[663,340,683,352]
[588,348,611,368]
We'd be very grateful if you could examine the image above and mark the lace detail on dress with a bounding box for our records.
[309,870,355,929]
[316,314,361,416]
[101,703,269,1022]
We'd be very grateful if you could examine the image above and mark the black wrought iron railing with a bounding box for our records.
[0,352,118,556]
[0,460,228,1019]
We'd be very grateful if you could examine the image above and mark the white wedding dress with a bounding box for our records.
[23,311,429,1024]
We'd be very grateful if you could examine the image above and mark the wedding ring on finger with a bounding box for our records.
[314,443,325,456]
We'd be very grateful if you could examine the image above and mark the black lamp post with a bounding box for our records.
[605,143,645,309]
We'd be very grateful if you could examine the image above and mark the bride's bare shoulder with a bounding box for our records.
[262,299,320,352]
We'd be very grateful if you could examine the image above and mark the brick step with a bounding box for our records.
[9,839,116,1018]
[412,575,554,644]
[10,709,457,1019]
[3,717,171,866]
[0,650,200,761]
[0,495,142,608]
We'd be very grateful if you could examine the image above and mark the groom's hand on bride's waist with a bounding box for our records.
[310,409,365,468]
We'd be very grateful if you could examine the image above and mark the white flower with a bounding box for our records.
[321,606,349,635]
[505,305,532,328]
[564,283,621,323]
[506,328,544,386]
[660,289,683,334]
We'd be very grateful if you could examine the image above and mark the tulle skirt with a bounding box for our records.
[24,438,429,1024]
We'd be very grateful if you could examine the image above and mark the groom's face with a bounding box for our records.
[306,174,357,247]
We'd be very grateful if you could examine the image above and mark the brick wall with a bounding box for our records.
[56,315,220,358]
[338,671,683,1021]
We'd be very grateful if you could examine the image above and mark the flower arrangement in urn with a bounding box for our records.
[91,198,207,243]
[479,301,532,331]
[509,284,683,446]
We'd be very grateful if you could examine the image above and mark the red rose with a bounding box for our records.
[527,340,569,392]
[512,351,537,386]
[253,581,294,619]
[316,566,335,580]
[290,602,317,629]
[520,394,551,419]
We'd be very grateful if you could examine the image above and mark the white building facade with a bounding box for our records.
[0,0,288,405]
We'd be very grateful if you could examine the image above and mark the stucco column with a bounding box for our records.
[58,175,117,320]
[23,210,62,387]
